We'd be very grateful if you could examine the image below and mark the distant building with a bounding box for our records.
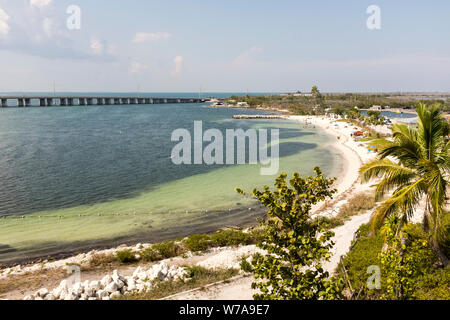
[237,102,249,107]
[370,105,382,111]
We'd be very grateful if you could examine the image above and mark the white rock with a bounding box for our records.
[89,280,102,291]
[110,291,122,300]
[23,295,35,301]
[44,294,56,301]
[88,297,98,301]
[37,288,49,298]
[102,296,110,300]
[101,275,113,287]
[112,270,121,282]
[104,282,118,293]
[133,267,142,278]
[96,290,109,299]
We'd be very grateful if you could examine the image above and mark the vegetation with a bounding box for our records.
[225,91,450,116]
[360,104,449,265]
[318,192,377,228]
[115,249,138,264]
[338,222,449,300]
[236,168,343,300]
[119,266,239,300]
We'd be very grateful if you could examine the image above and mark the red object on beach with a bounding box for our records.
[353,131,364,137]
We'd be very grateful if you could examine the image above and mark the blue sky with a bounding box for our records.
[0,0,449,92]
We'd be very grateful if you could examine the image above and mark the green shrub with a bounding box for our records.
[184,234,211,252]
[152,241,184,259]
[337,223,384,299]
[115,249,137,264]
[414,267,450,300]
[240,257,253,273]
[140,248,160,262]
[210,230,250,247]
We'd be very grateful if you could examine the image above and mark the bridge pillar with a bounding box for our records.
[79,98,86,106]
[46,98,53,106]
[114,98,120,105]
[86,98,93,105]
[67,98,74,106]
[97,98,104,105]
[60,98,67,106]
[138,98,144,104]
[39,98,46,107]
[25,98,31,107]
[18,98,24,107]
[105,98,112,105]
[0,98,6,107]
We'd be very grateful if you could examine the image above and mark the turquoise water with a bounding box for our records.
[0,97,342,265]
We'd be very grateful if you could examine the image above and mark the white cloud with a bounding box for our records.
[132,32,172,43]
[129,60,149,74]
[30,0,52,8]
[173,56,183,75]
[0,8,10,38]
[232,46,263,68]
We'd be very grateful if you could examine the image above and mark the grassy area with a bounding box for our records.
[118,266,240,300]
[85,228,264,269]
[317,192,377,229]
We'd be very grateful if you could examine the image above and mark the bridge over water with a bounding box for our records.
[0,96,208,107]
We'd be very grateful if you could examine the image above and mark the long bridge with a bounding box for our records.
[0,96,208,107]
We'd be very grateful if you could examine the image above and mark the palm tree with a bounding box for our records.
[360,103,449,265]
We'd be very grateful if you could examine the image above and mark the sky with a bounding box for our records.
[0,0,449,93]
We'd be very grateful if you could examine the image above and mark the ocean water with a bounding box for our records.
[0,94,342,265]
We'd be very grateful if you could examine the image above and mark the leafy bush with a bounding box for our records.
[414,267,450,300]
[210,230,250,247]
[140,248,160,262]
[152,241,184,259]
[240,257,253,273]
[236,168,344,300]
[184,234,211,252]
[115,249,137,264]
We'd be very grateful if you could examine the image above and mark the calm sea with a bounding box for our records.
[0,93,342,265]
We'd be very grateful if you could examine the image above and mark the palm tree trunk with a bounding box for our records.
[431,239,449,267]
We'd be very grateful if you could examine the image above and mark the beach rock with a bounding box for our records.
[104,282,118,293]
[114,279,125,290]
[133,266,143,278]
[101,275,113,287]
[37,288,49,298]
[89,280,102,291]
[102,296,110,301]
[64,291,78,300]
[24,295,35,300]
[110,291,122,300]
[88,297,98,301]
[44,294,56,301]
[96,290,109,299]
